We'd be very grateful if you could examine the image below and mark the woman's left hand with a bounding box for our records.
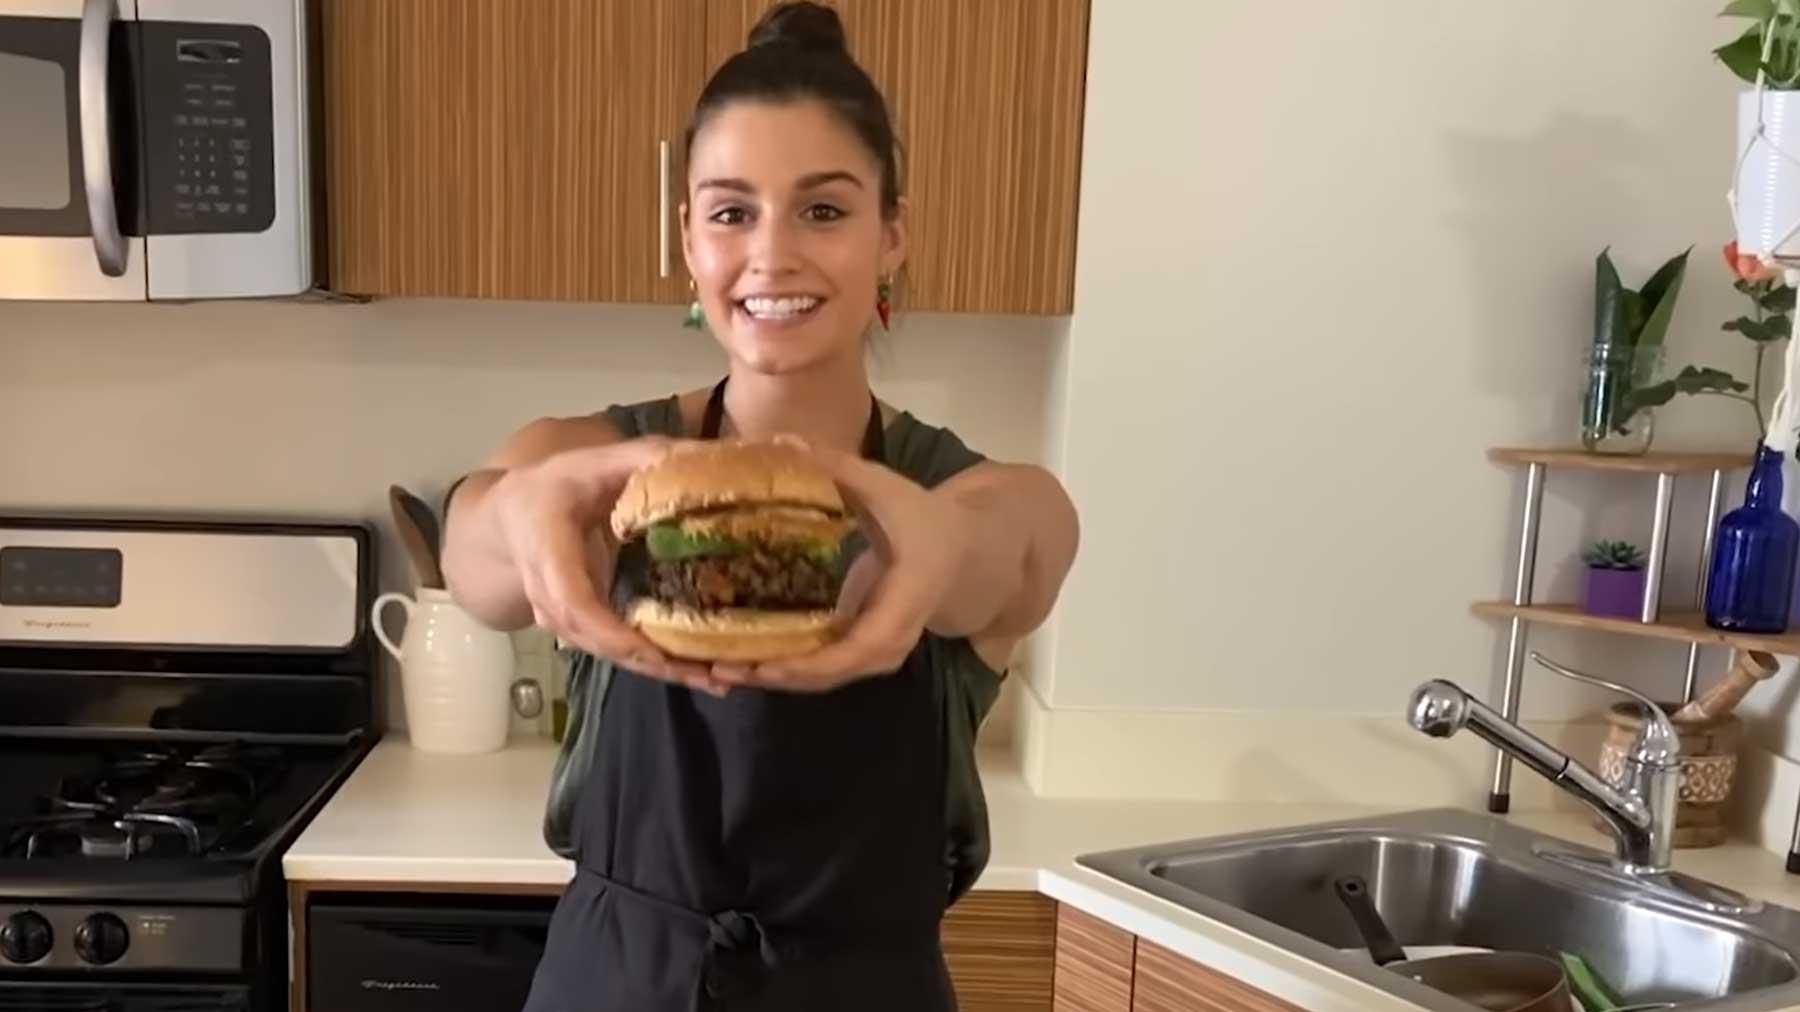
[710,443,970,692]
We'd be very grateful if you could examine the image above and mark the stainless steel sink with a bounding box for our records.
[1077,808,1800,1012]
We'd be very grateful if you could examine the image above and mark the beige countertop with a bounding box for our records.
[284,735,1800,1011]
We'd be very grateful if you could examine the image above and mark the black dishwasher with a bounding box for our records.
[308,893,558,1011]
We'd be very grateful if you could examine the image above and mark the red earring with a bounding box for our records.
[876,277,892,330]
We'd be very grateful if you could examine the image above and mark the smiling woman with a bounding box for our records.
[437,3,1080,1011]
[679,3,907,375]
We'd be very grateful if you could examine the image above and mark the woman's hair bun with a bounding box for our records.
[747,2,849,55]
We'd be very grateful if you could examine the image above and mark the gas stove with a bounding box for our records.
[0,516,381,1012]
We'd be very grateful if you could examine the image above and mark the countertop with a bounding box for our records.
[284,736,1800,1011]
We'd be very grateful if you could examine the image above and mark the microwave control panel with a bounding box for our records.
[139,22,276,236]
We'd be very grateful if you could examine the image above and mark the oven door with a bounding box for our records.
[0,1,149,301]
[0,981,248,1011]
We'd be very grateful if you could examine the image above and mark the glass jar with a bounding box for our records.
[1706,444,1800,634]
[1580,343,1664,456]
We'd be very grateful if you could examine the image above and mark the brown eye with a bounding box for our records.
[710,206,750,226]
[803,204,845,223]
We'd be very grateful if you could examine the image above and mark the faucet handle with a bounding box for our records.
[1530,652,1679,766]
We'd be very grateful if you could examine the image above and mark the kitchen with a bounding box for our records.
[7,0,1800,1010]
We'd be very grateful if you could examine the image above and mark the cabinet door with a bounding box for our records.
[1053,904,1135,1012]
[1132,941,1306,1012]
[705,0,1089,315]
[320,0,704,303]
[940,891,1058,1012]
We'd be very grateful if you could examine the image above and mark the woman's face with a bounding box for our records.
[682,99,906,375]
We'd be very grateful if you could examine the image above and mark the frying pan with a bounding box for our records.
[1334,876,1576,1012]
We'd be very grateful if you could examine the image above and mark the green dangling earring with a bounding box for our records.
[683,279,705,330]
[876,276,892,330]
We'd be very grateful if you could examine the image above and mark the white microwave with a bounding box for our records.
[0,0,313,301]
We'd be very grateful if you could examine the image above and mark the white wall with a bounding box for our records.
[0,296,1062,735]
[1046,1,1783,744]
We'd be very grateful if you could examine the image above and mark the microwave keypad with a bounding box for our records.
[141,23,275,235]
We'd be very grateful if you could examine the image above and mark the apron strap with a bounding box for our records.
[700,377,885,461]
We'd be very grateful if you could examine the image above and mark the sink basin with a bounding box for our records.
[1077,808,1800,1011]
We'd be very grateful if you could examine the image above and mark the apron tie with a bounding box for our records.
[579,866,785,1005]
[701,909,784,1001]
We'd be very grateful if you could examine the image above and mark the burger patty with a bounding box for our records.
[648,549,839,611]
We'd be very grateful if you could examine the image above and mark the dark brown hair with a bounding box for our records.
[685,2,902,218]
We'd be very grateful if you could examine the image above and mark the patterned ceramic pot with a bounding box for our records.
[1597,701,1741,848]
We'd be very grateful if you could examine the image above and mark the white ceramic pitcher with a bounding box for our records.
[372,587,515,754]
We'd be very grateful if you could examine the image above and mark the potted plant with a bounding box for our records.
[1611,243,1792,447]
[1583,540,1648,619]
[1720,0,1800,264]
[1581,248,1689,455]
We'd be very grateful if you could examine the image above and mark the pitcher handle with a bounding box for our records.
[371,591,415,662]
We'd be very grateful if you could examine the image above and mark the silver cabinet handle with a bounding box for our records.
[79,0,126,278]
[658,139,671,279]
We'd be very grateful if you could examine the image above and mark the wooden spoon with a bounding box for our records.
[389,485,444,589]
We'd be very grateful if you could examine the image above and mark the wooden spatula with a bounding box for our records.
[389,484,444,589]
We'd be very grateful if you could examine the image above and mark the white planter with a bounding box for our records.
[1735,90,1800,262]
[373,587,516,754]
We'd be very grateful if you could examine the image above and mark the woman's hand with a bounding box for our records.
[712,445,973,692]
[488,438,728,695]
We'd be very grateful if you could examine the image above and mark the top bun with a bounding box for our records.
[611,440,846,540]
[747,2,849,55]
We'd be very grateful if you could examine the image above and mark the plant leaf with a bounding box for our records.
[1635,248,1690,351]
[1762,285,1797,312]
[1731,315,1795,341]
[1719,28,1770,83]
[1595,248,1626,347]
[1724,0,1776,18]
[1672,365,1750,393]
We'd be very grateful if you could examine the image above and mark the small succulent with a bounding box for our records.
[1583,540,1647,571]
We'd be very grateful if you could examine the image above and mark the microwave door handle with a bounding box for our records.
[79,0,128,277]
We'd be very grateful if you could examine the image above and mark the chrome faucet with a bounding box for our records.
[1407,651,1680,876]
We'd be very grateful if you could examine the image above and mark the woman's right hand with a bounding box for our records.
[486,438,728,695]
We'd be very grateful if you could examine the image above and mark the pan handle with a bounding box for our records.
[1333,875,1407,966]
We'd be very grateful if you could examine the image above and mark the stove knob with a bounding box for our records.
[73,913,128,966]
[0,911,51,964]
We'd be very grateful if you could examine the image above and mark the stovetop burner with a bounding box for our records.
[2,742,286,861]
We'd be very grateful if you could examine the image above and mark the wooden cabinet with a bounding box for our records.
[318,0,1089,314]
[319,0,704,303]
[1051,903,1307,1012]
[1053,904,1136,1012]
[942,891,1059,1011]
[705,0,1090,315]
[1132,941,1306,1012]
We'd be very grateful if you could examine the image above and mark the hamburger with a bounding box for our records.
[610,439,855,662]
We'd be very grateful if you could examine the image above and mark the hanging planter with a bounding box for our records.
[1725,0,1800,263]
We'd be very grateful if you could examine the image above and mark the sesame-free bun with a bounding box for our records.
[628,599,835,662]
[611,440,846,541]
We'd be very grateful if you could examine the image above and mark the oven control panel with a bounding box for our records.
[0,905,242,972]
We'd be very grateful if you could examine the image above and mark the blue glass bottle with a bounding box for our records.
[1706,445,1800,634]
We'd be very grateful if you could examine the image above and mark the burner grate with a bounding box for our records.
[2,742,284,861]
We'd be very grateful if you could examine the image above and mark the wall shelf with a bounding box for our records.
[1476,445,1758,814]
[1470,601,1800,656]
[1487,448,1753,474]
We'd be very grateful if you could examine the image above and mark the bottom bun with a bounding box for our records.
[627,599,835,662]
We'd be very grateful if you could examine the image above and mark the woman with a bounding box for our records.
[441,4,1079,1009]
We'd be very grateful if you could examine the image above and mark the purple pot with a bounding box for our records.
[1585,566,1646,619]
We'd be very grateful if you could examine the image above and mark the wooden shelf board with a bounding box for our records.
[1471,601,1800,655]
[1487,448,1751,475]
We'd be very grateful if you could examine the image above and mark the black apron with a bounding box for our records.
[524,379,958,1012]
